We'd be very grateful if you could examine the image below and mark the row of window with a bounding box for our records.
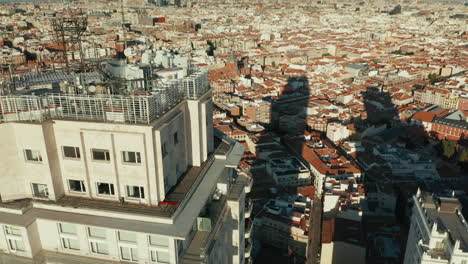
[24,132,180,164]
[31,182,145,199]
[58,223,170,263]
[24,148,142,164]
[2,225,171,263]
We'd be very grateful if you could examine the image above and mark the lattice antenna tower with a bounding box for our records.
[51,8,88,72]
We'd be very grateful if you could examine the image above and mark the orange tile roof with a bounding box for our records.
[412,111,436,123]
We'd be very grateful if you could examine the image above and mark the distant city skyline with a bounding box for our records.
[0,0,466,263]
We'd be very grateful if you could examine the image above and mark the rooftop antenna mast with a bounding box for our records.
[120,0,128,52]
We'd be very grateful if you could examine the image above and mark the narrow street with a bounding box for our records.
[307,194,323,264]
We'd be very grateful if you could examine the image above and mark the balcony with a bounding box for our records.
[245,198,253,219]
[182,196,228,263]
[245,218,253,239]
[234,169,252,194]
[245,239,252,258]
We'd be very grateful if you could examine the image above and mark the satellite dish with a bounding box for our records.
[88,86,96,93]
[124,47,133,58]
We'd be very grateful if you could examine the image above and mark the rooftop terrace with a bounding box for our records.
[0,69,209,124]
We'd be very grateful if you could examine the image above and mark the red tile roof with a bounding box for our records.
[412,111,436,123]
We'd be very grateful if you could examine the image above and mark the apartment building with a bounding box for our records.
[326,122,351,143]
[431,117,468,141]
[291,139,362,195]
[403,190,468,264]
[253,194,312,262]
[0,66,253,264]
[371,145,439,181]
[242,100,272,125]
[307,117,328,133]
[458,95,468,111]
[413,87,461,110]
[412,110,468,141]
[266,157,311,187]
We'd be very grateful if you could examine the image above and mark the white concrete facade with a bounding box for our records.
[403,190,468,264]
[0,90,250,264]
[0,95,211,205]
[266,157,311,187]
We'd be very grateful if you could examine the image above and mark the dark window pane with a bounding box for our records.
[63,146,80,159]
[93,149,110,161]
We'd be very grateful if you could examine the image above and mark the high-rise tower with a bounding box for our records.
[0,60,253,264]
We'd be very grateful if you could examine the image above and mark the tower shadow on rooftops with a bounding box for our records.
[249,72,313,264]
[359,82,403,264]
[354,82,437,264]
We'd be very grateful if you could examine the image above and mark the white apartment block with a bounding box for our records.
[372,145,439,181]
[326,122,350,143]
[0,68,253,264]
[403,189,468,264]
[266,157,311,187]
[253,195,312,261]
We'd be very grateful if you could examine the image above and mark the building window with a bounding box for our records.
[122,151,141,164]
[68,180,86,193]
[58,223,80,250]
[88,227,106,239]
[126,186,145,199]
[177,239,184,255]
[4,226,21,236]
[62,146,80,159]
[62,237,80,250]
[120,246,138,262]
[118,231,137,243]
[92,149,110,161]
[31,183,49,198]
[59,223,77,234]
[8,239,25,252]
[173,132,179,145]
[150,250,170,263]
[90,241,109,255]
[97,182,115,196]
[162,143,168,158]
[88,227,108,255]
[4,226,25,252]
[149,235,169,248]
[24,149,42,162]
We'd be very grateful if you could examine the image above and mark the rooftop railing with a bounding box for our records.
[0,70,209,124]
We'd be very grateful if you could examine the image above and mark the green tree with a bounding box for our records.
[442,139,457,159]
[322,53,331,57]
[459,148,468,162]
[428,73,439,85]
[206,40,216,56]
